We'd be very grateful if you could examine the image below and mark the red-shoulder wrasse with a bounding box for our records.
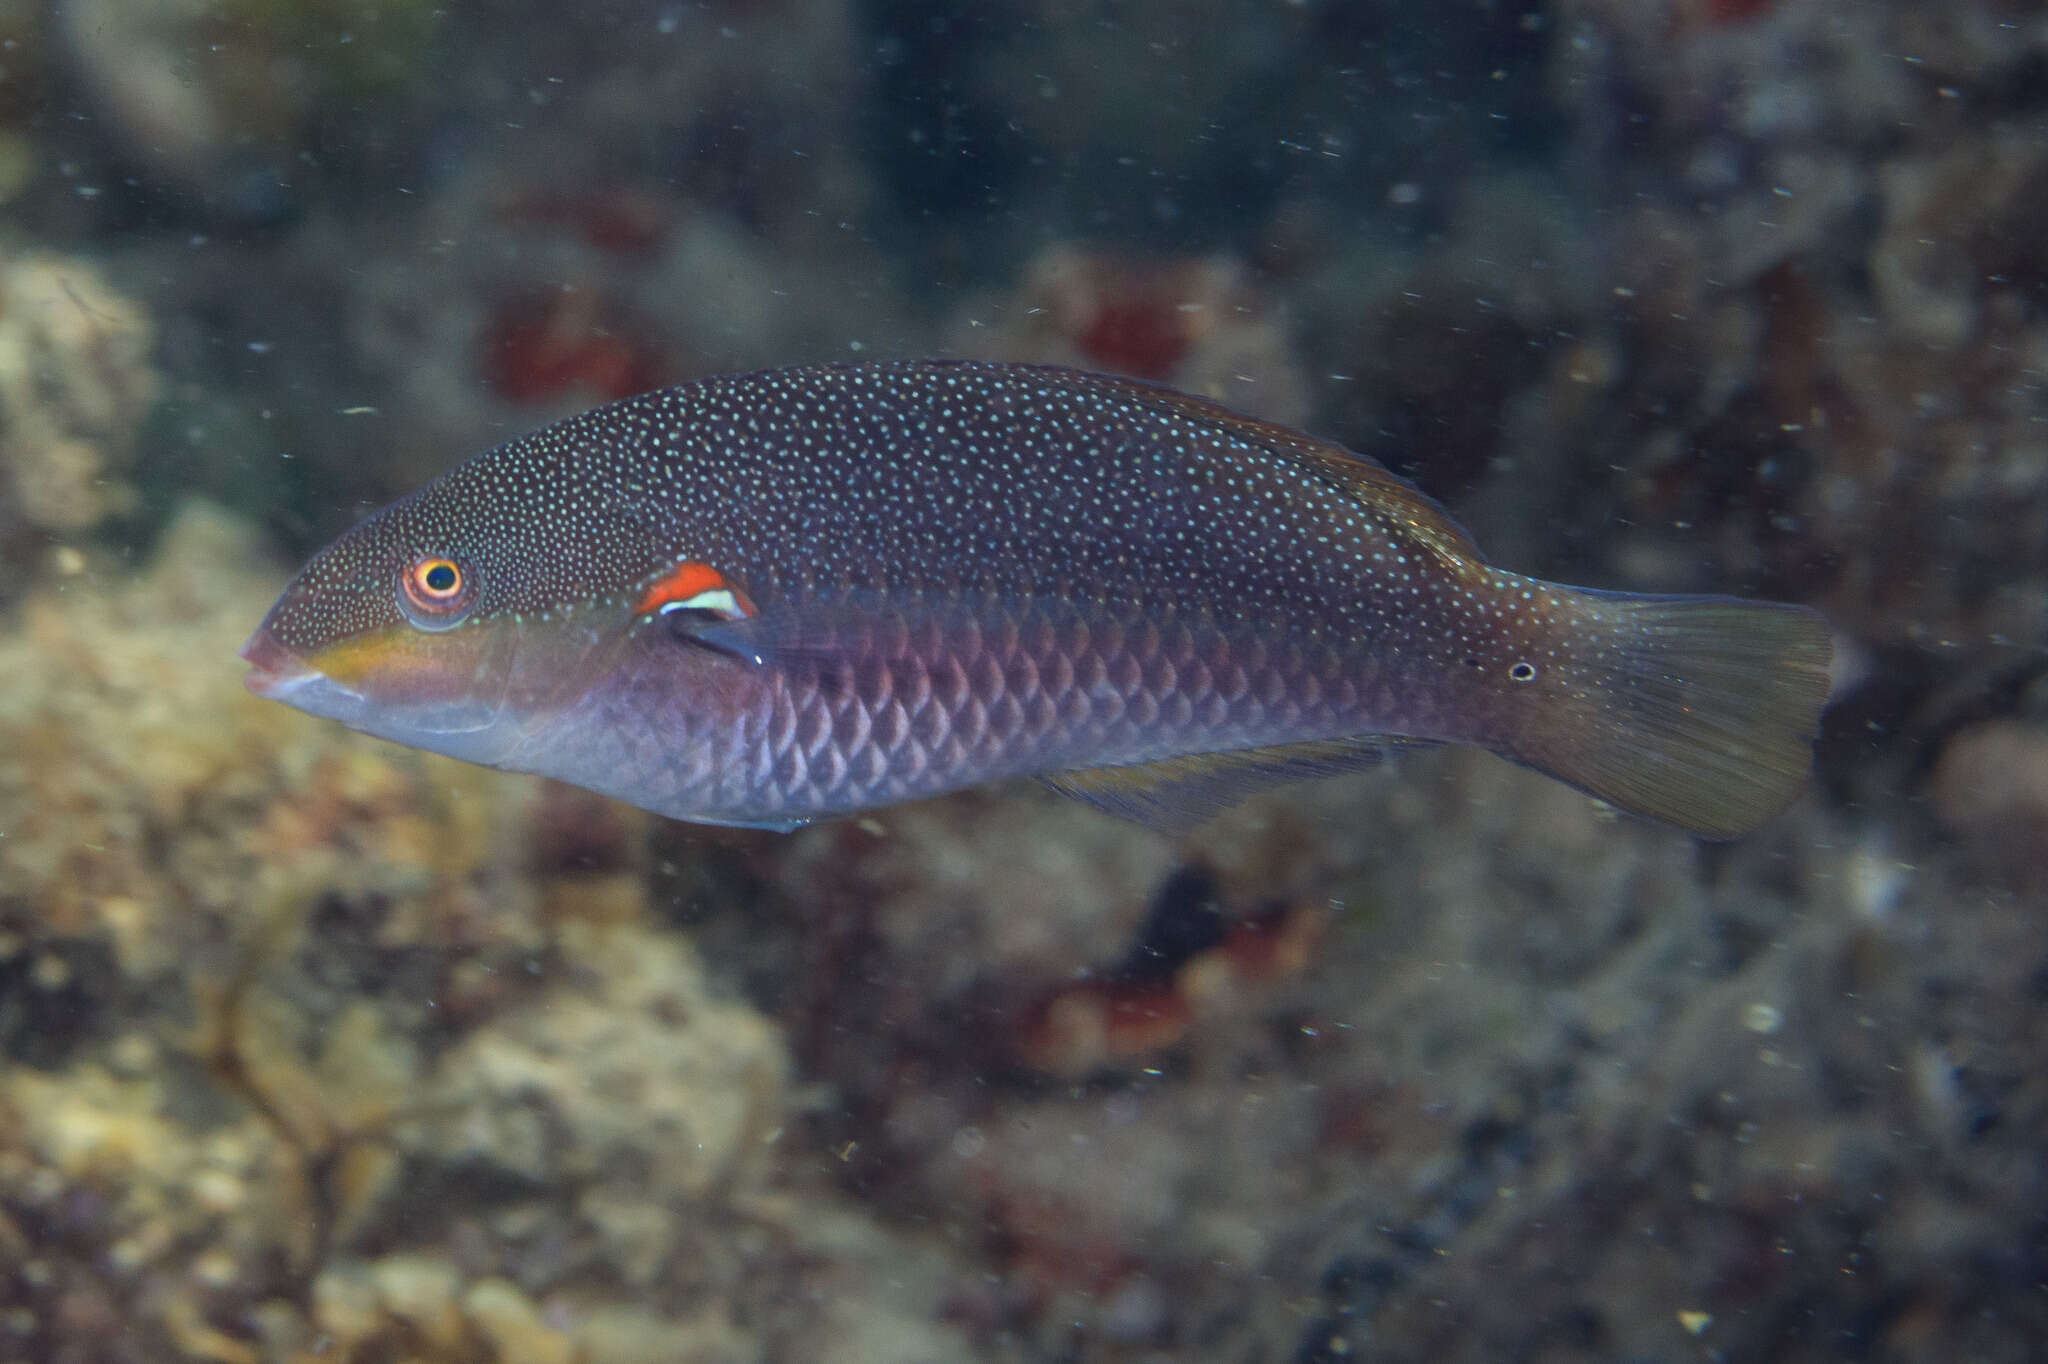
[243,361,1832,838]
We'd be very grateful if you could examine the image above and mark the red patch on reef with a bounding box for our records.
[482,289,670,402]
[1078,296,1192,381]
[1014,899,1326,1077]
[1019,249,1256,382]
[1016,980,1192,1075]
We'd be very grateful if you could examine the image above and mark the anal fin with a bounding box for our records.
[1039,735,1418,836]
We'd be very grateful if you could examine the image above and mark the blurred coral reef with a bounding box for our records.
[0,0,2044,1360]
[0,505,980,1360]
[0,252,155,582]
[951,247,1311,425]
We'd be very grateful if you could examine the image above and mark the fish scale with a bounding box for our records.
[244,360,1833,838]
[529,590,1389,827]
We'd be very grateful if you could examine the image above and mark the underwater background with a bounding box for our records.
[0,1,2042,1360]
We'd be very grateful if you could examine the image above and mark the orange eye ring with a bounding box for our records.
[409,557,464,601]
[397,554,477,629]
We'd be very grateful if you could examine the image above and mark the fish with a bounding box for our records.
[242,360,1833,839]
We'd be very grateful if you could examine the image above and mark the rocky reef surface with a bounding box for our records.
[0,251,155,590]
[0,0,2044,1360]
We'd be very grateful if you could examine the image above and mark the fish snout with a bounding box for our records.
[239,625,318,699]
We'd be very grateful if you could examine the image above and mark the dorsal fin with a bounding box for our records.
[1039,735,1425,836]
[1068,368,1484,569]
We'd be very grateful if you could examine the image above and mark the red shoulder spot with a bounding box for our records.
[635,561,751,615]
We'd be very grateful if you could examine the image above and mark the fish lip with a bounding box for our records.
[239,626,337,700]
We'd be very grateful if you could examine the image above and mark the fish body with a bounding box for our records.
[243,361,1832,837]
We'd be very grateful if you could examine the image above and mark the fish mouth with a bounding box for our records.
[239,626,346,701]
[237,621,508,754]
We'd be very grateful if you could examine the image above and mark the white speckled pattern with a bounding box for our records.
[249,361,1832,836]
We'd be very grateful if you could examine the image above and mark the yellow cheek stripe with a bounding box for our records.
[304,628,473,688]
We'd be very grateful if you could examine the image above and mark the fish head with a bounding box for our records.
[241,473,660,768]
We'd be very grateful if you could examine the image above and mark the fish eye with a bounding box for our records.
[398,554,477,630]
[418,560,460,596]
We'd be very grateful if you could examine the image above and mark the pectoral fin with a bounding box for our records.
[660,605,873,672]
[656,590,1011,674]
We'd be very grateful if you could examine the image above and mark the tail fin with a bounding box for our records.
[1508,594,1833,839]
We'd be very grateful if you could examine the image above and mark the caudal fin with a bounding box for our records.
[1509,594,1833,839]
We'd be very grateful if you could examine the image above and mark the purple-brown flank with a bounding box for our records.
[242,361,1832,838]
